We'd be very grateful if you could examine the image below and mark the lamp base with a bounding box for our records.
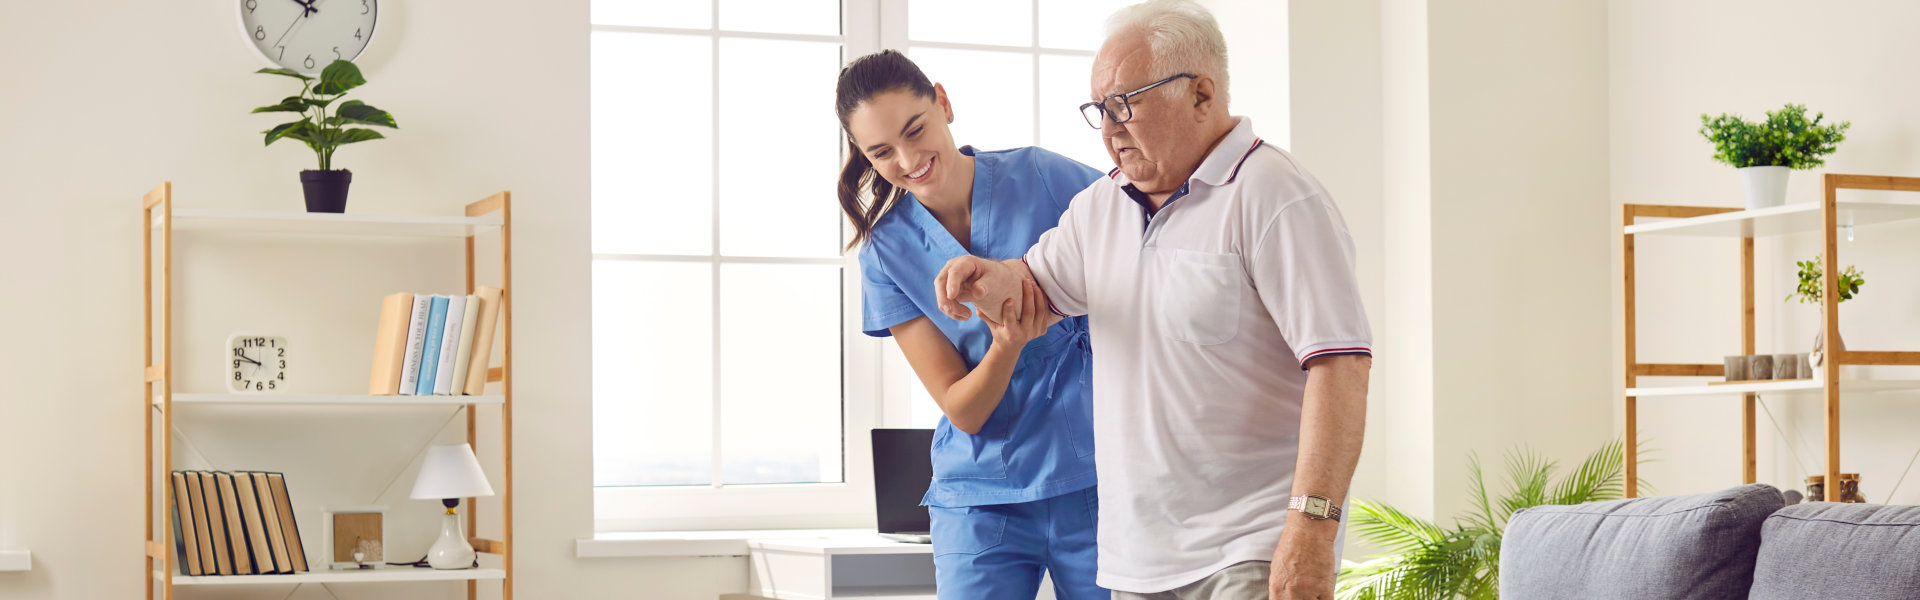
[426,510,475,570]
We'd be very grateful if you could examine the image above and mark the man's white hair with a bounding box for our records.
[1103,0,1230,107]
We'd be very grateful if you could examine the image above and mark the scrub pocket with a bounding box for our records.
[1155,248,1244,345]
[931,423,1009,480]
[928,505,1008,556]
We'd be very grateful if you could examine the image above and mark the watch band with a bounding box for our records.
[1288,494,1342,521]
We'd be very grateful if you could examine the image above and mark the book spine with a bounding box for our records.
[415,296,450,395]
[462,286,503,395]
[398,295,432,396]
[368,292,414,395]
[433,295,467,395]
[449,294,482,394]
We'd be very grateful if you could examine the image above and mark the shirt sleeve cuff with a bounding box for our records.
[1297,343,1373,370]
[1021,255,1069,318]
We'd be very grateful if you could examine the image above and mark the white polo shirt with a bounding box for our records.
[1024,117,1372,593]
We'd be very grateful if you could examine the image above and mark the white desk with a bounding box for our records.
[745,535,935,600]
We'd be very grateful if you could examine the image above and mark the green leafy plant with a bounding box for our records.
[252,59,398,171]
[1787,254,1864,305]
[1699,103,1849,169]
[1335,438,1651,600]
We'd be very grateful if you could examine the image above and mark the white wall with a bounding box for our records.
[1610,0,1920,504]
[0,1,745,598]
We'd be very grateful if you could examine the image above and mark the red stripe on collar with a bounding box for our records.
[1225,137,1264,184]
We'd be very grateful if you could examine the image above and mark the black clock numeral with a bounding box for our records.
[277,44,286,60]
[355,28,363,41]
[304,55,315,69]
[233,347,245,356]
[255,337,266,347]
[233,360,242,369]
[234,372,243,381]
[277,373,286,381]
[278,348,285,357]
[267,381,277,390]
[333,46,343,61]
[279,360,287,368]
[254,25,266,41]
[361,0,370,15]
[244,0,257,13]
[255,381,265,391]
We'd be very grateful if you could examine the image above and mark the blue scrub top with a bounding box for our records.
[858,146,1103,508]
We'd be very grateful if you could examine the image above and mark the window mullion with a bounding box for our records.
[709,0,725,489]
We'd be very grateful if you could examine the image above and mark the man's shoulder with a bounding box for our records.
[1225,144,1330,211]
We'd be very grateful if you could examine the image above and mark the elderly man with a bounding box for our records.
[931,1,1371,599]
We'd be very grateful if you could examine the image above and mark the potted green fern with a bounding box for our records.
[1335,439,1648,600]
[1787,254,1864,367]
[1699,103,1849,210]
[252,59,398,213]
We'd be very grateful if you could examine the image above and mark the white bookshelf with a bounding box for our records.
[0,550,29,572]
[164,567,506,586]
[1626,378,1920,398]
[142,184,517,599]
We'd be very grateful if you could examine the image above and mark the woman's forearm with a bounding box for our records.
[937,343,1022,435]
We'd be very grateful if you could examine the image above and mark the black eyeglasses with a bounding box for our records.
[1079,73,1198,129]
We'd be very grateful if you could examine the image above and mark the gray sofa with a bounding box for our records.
[1501,482,1920,599]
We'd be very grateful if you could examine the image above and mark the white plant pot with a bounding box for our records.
[1740,166,1791,209]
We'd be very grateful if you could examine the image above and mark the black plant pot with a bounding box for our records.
[300,170,353,213]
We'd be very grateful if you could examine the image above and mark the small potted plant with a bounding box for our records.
[1787,254,1863,366]
[1699,103,1849,209]
[252,59,398,213]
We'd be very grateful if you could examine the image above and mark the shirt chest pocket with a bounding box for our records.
[1152,248,1245,345]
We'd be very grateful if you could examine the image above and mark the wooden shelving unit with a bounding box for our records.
[141,183,515,599]
[1622,173,1920,501]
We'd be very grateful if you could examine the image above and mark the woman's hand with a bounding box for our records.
[980,279,1049,349]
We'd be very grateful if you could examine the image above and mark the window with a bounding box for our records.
[589,0,1174,531]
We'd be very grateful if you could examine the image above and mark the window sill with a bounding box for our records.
[575,529,872,559]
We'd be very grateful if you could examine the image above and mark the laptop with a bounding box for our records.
[870,428,936,544]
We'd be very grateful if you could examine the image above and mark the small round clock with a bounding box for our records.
[228,333,290,394]
[238,0,379,74]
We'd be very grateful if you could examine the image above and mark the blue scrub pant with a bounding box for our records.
[928,486,1104,600]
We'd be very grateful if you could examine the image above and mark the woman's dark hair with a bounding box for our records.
[836,49,936,250]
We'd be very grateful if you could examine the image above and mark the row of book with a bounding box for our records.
[170,471,307,577]
[367,287,503,396]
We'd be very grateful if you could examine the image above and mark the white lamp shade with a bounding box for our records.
[410,444,495,500]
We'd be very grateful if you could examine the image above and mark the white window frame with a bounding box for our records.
[590,0,901,533]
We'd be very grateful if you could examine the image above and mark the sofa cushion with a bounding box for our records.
[1499,483,1784,599]
[1749,502,1920,600]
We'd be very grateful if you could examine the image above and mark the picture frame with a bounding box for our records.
[320,506,387,570]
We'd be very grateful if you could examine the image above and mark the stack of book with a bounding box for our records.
[367,287,504,396]
[169,471,308,576]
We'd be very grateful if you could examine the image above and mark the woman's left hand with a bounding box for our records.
[980,279,1049,349]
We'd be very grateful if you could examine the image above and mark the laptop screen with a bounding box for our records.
[870,428,935,534]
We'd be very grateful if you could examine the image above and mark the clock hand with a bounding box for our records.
[236,353,263,367]
[269,3,311,53]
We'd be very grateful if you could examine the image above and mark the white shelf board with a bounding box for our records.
[1626,378,1920,398]
[161,567,505,586]
[156,209,502,238]
[0,550,28,572]
[157,393,504,406]
[1623,200,1920,238]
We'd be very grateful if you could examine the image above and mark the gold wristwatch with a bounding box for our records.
[1288,494,1341,521]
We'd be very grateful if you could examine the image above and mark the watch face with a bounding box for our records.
[1306,497,1330,515]
[239,0,378,74]
[229,335,288,393]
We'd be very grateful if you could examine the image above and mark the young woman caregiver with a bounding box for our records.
[835,50,1104,600]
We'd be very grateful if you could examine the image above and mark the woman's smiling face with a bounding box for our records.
[844,84,964,200]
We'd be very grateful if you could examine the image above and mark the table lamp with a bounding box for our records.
[409,444,494,569]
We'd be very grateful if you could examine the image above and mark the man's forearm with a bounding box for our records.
[1285,354,1371,541]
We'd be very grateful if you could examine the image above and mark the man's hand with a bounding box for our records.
[934,255,1027,322]
[1268,525,1337,600]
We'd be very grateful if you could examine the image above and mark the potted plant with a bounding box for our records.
[1787,254,1864,366]
[252,59,398,213]
[1698,103,1849,209]
[1335,438,1648,600]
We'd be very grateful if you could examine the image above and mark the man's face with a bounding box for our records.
[1090,30,1204,195]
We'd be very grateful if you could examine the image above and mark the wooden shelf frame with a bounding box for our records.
[142,184,515,599]
[1622,173,1920,501]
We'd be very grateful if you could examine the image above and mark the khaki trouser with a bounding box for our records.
[1109,561,1270,600]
